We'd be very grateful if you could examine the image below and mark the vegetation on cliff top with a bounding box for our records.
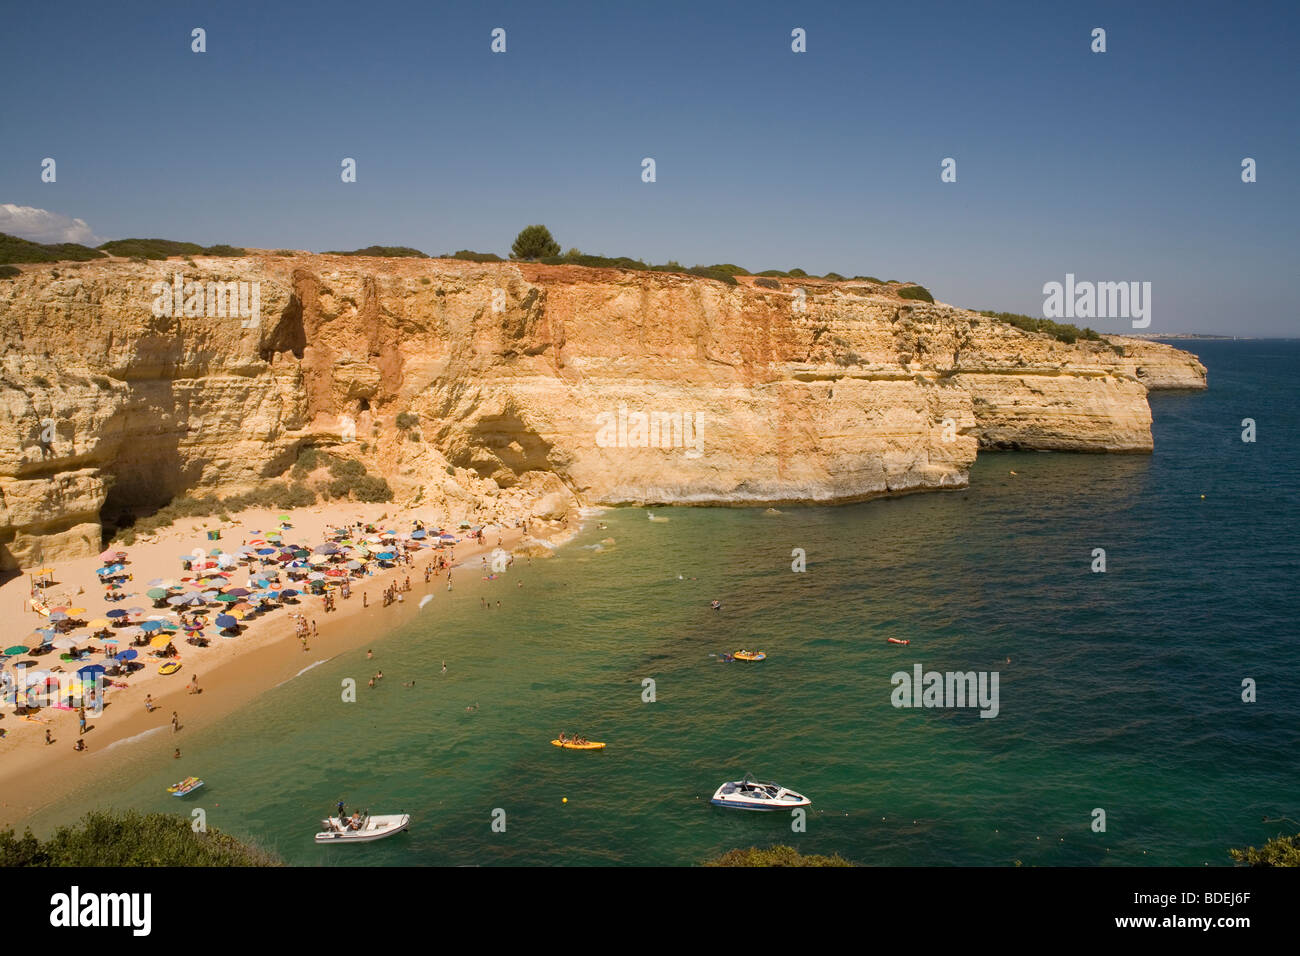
[0,231,105,264]
[511,224,561,260]
[98,238,247,259]
[702,845,854,867]
[324,245,429,258]
[0,810,281,867]
[977,309,1105,346]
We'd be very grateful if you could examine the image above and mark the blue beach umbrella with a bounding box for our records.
[115,649,138,661]
[139,620,162,632]
[105,609,128,619]
[215,614,238,629]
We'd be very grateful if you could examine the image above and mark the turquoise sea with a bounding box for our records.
[23,340,1300,866]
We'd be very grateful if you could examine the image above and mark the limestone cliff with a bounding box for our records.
[0,256,1207,568]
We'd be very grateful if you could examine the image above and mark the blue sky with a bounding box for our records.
[2,0,1296,334]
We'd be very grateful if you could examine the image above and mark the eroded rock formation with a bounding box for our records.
[0,255,1207,568]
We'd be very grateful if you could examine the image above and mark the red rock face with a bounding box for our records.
[0,255,1206,567]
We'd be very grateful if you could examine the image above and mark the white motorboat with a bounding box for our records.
[710,774,810,811]
[314,812,410,843]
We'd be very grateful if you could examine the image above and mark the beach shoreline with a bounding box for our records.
[0,504,578,829]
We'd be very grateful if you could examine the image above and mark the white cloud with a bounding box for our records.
[0,204,102,245]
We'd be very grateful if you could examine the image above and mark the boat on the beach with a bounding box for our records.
[710,774,810,811]
[315,812,410,843]
[158,661,182,675]
[733,650,766,662]
[551,738,606,750]
[167,777,204,797]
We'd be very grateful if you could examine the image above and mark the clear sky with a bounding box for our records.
[2,0,1296,335]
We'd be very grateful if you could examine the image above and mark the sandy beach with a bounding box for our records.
[0,503,573,828]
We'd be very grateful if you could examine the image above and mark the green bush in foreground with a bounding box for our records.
[702,845,854,867]
[0,810,281,867]
[1230,833,1300,866]
[0,264,20,278]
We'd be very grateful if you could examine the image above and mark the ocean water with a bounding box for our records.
[24,340,1300,866]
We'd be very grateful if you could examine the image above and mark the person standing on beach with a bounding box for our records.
[363,591,368,607]
[171,711,179,733]
[45,728,52,745]
[78,707,86,734]
[144,694,154,713]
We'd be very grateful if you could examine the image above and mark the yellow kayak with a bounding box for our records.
[733,650,767,662]
[551,739,606,750]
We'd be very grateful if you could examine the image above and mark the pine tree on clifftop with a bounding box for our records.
[511,225,560,261]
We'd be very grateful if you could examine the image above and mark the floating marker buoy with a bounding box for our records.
[562,797,567,804]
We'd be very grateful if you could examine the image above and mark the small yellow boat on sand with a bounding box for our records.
[551,739,606,750]
[733,650,767,662]
[158,661,182,675]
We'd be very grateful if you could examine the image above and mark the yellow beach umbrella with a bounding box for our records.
[87,618,111,628]
[65,607,86,615]
[149,634,173,648]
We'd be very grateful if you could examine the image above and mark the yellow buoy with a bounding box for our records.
[562,797,568,804]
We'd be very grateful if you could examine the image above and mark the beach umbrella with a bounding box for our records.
[146,588,168,600]
[99,549,116,562]
[215,593,238,603]
[307,571,326,581]
[278,514,290,522]
[49,611,68,622]
[376,552,395,561]
[166,595,188,605]
[410,529,427,538]
[88,618,112,628]
[227,587,250,597]
[307,554,328,565]
[65,607,86,615]
[106,609,128,618]
[51,637,79,650]
[313,543,339,554]
[280,588,299,598]
[254,547,275,556]
[77,664,106,678]
[139,620,162,632]
[215,614,238,629]
[345,560,363,570]
[115,649,138,661]
[4,646,29,656]
[149,635,172,649]
[126,607,145,616]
